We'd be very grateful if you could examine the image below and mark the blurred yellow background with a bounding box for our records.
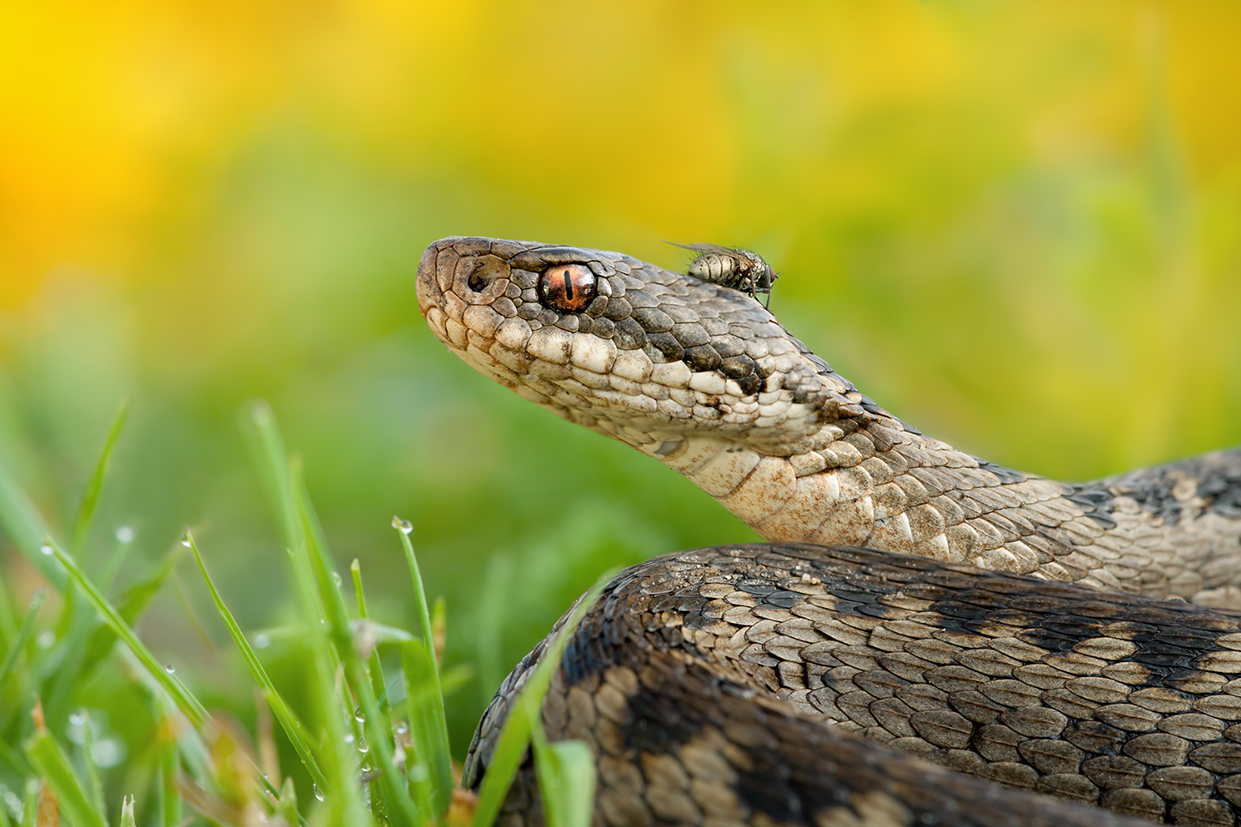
[1,0,1239,761]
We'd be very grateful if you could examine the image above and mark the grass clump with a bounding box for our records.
[0,400,596,827]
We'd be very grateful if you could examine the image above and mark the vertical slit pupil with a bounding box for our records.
[562,271,574,300]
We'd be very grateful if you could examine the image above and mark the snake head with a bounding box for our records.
[416,237,875,458]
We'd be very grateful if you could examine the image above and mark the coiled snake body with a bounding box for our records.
[415,237,1241,827]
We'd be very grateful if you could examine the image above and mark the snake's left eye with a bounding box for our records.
[539,264,596,313]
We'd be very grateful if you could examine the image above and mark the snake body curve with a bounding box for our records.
[415,237,1241,827]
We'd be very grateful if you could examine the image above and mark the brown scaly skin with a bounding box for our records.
[415,238,1241,826]
[471,546,1241,827]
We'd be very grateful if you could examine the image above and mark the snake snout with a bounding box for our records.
[416,237,514,319]
[414,241,447,319]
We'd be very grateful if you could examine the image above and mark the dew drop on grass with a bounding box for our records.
[357,738,369,755]
[394,722,409,736]
[391,516,414,534]
[91,737,125,768]
[66,709,89,744]
[40,543,54,556]
[313,785,324,802]
[343,733,355,745]
[354,708,366,723]
[165,664,176,675]
[115,526,135,543]
[253,633,271,649]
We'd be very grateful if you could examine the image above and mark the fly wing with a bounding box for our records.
[666,241,739,257]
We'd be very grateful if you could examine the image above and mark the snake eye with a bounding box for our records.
[539,264,596,313]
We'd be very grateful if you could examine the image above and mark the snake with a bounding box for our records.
[414,237,1241,827]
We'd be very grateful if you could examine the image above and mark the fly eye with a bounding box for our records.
[539,264,596,313]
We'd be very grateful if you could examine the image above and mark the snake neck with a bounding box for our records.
[641,398,1241,606]
[642,403,1058,564]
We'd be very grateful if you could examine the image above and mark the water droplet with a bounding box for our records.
[37,631,54,648]
[39,543,54,556]
[360,763,373,775]
[66,709,90,744]
[115,526,135,544]
[354,708,366,723]
[391,516,414,535]
[357,738,369,755]
[180,532,192,548]
[342,733,355,745]
[332,571,342,586]
[313,784,324,802]
[165,664,176,674]
[253,633,270,649]
[90,737,125,768]
[394,722,409,736]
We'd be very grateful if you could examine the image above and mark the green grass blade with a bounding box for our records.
[24,707,107,827]
[120,794,136,827]
[0,591,46,694]
[276,777,297,826]
[20,779,36,827]
[348,657,417,827]
[70,398,129,554]
[244,403,300,552]
[0,457,65,590]
[293,473,352,652]
[400,640,452,819]
[531,734,595,827]
[393,517,453,821]
[296,496,417,827]
[245,402,369,823]
[98,528,137,592]
[159,712,181,827]
[351,559,387,703]
[185,530,328,792]
[77,543,183,681]
[80,711,108,822]
[0,580,18,648]
[393,518,436,672]
[46,537,208,728]
[470,573,613,827]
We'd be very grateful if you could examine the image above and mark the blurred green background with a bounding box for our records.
[2,0,1240,783]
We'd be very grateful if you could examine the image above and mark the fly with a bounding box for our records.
[668,242,779,308]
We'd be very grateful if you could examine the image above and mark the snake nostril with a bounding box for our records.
[467,269,490,292]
